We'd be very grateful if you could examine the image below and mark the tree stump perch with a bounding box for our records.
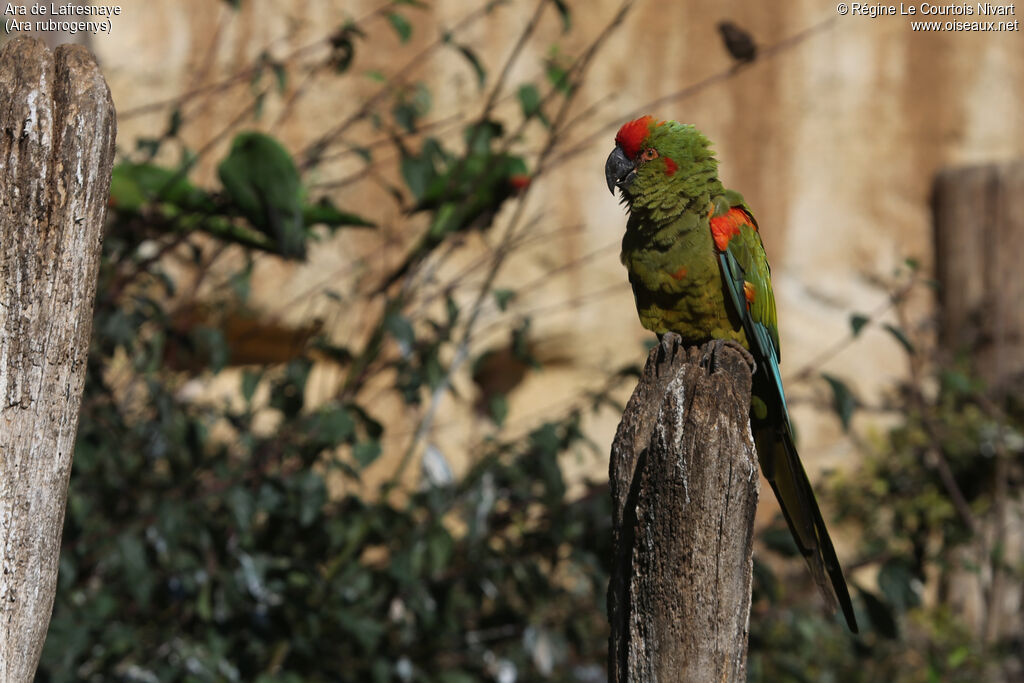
[609,334,759,683]
[0,37,115,681]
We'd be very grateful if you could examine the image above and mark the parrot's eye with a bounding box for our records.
[640,148,659,162]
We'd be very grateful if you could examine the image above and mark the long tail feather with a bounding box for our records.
[756,428,858,632]
[717,227,857,632]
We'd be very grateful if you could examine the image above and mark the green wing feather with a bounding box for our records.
[714,193,858,632]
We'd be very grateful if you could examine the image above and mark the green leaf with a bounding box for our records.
[411,81,431,115]
[337,610,386,651]
[227,487,255,532]
[272,61,287,92]
[517,83,549,127]
[426,527,454,574]
[446,295,459,325]
[392,83,431,133]
[312,405,356,446]
[528,424,566,499]
[883,323,916,355]
[462,119,502,153]
[511,318,538,367]
[385,312,415,349]
[393,103,417,133]
[314,339,353,367]
[241,370,261,403]
[136,136,162,159]
[400,138,445,200]
[401,155,434,201]
[859,587,899,638]
[454,44,486,89]
[488,394,508,427]
[849,313,870,337]
[353,440,382,468]
[229,260,253,301]
[350,145,372,163]
[821,373,857,432]
[270,359,312,416]
[293,470,326,526]
[493,288,516,311]
[193,327,229,372]
[387,12,412,43]
[252,90,267,120]
[878,559,920,611]
[166,108,182,137]
[347,402,384,439]
[549,0,572,33]
[545,49,572,94]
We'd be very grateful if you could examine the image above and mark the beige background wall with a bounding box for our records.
[6,0,1022,493]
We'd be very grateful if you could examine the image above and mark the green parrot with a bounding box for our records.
[605,115,858,632]
[218,131,307,259]
[376,122,530,293]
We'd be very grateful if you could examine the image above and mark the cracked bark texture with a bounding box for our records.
[608,334,759,683]
[0,37,115,681]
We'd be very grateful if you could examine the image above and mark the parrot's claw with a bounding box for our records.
[700,339,756,375]
[657,331,680,359]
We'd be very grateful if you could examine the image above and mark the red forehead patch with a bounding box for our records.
[615,115,654,160]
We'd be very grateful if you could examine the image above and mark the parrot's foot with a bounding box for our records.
[700,339,756,375]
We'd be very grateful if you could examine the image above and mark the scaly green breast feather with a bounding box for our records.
[620,203,747,345]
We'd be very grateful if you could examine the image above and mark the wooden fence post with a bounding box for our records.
[0,37,115,681]
[608,333,759,683]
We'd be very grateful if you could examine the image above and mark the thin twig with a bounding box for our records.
[298,0,510,170]
[118,0,402,119]
[334,0,543,397]
[789,275,918,383]
[387,0,636,489]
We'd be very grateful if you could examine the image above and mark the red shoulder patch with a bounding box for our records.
[709,206,756,252]
[615,115,654,160]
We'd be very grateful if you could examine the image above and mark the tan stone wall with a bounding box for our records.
[8,0,1022,494]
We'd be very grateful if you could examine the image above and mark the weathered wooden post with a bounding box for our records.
[0,37,115,681]
[608,334,759,682]
[931,162,1024,645]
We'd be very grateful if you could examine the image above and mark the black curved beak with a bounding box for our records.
[605,145,635,195]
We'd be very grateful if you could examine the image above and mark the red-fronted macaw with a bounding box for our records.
[605,115,857,632]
